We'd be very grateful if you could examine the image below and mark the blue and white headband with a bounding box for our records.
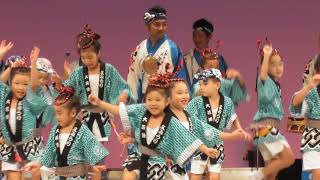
[193,68,222,82]
[6,55,25,65]
[195,27,213,35]
[143,12,167,24]
[36,58,54,74]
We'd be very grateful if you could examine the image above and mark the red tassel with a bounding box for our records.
[15,153,23,163]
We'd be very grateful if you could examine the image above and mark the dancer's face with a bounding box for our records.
[35,71,50,87]
[199,78,220,97]
[268,54,284,80]
[145,90,168,117]
[54,104,77,128]
[80,48,100,70]
[11,73,30,99]
[169,81,189,110]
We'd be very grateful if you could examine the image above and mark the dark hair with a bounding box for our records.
[314,55,320,73]
[55,94,81,112]
[193,18,214,37]
[148,5,166,16]
[168,80,186,96]
[54,86,80,112]
[77,36,101,54]
[145,86,170,100]
[77,25,101,54]
[10,67,31,83]
[200,55,218,69]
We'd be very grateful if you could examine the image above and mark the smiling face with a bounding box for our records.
[10,67,31,99]
[169,81,190,110]
[11,73,30,99]
[145,89,169,116]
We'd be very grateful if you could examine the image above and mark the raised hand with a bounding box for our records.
[0,40,14,60]
[63,60,72,79]
[9,59,27,68]
[263,44,273,57]
[30,46,40,64]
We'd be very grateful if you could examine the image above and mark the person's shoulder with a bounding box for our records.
[167,38,178,48]
[137,39,148,47]
[189,96,203,104]
[223,95,233,105]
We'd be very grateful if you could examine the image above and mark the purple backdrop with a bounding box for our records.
[1,1,320,168]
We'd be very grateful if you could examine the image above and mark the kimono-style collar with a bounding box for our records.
[146,34,168,55]
[193,48,203,65]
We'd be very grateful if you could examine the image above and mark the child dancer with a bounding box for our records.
[23,86,109,180]
[251,42,294,180]
[88,74,218,180]
[0,47,51,180]
[53,25,136,142]
[186,68,249,180]
[290,56,320,179]
[166,75,247,179]
[0,40,14,74]
[191,48,248,106]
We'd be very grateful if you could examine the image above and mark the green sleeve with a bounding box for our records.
[40,127,57,167]
[157,117,202,167]
[191,114,222,147]
[106,64,137,104]
[81,126,109,165]
[257,76,276,103]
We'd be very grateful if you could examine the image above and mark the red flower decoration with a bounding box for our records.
[148,73,171,88]
[77,24,99,49]
[256,36,282,59]
[54,86,75,106]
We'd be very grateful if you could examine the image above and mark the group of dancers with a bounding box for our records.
[0,4,319,180]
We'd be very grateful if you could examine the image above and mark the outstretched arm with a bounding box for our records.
[88,94,120,115]
[292,74,320,106]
